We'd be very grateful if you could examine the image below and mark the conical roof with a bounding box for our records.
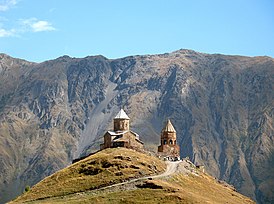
[162,119,176,133]
[114,109,130,120]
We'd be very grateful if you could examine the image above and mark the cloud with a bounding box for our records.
[49,8,56,13]
[0,1,56,37]
[31,20,55,32]
[0,0,18,11]
[0,28,15,37]
[0,18,56,37]
[21,18,56,32]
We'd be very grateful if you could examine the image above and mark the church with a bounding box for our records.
[100,109,144,150]
[100,109,180,160]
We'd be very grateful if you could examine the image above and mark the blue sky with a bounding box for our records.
[0,0,273,62]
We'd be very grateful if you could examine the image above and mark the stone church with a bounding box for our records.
[158,119,180,160]
[100,109,144,150]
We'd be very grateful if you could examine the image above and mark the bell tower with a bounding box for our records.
[158,119,180,159]
[113,109,130,132]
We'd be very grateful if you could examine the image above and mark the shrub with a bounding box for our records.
[24,185,30,192]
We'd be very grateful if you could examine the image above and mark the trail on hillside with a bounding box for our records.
[97,161,182,191]
[154,160,181,177]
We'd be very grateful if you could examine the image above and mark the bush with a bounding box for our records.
[24,185,30,192]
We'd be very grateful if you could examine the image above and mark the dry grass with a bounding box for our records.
[11,148,165,203]
[11,147,254,204]
[20,173,254,204]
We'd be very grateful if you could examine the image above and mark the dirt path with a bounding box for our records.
[98,160,182,191]
[154,160,181,178]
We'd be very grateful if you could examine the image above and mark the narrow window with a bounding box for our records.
[164,140,167,144]
[169,139,172,144]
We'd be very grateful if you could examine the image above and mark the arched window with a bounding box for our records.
[169,139,173,144]
[164,140,167,145]
[121,121,125,128]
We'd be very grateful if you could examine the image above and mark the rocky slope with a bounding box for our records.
[0,50,273,203]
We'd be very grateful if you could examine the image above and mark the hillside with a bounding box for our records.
[10,148,165,203]
[10,148,254,204]
[0,50,273,203]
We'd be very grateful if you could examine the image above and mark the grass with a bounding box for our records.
[11,148,165,203]
[11,147,254,204]
[19,173,254,204]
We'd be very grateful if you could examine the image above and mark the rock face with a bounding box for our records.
[0,50,273,203]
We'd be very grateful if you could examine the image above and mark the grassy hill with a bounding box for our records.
[10,148,165,203]
[10,148,254,204]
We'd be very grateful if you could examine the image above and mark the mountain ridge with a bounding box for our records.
[2,48,273,64]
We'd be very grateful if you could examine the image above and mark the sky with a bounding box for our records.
[0,0,273,62]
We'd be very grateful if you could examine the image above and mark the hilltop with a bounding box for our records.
[10,148,254,204]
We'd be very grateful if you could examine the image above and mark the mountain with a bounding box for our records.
[0,50,273,203]
[10,148,254,204]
